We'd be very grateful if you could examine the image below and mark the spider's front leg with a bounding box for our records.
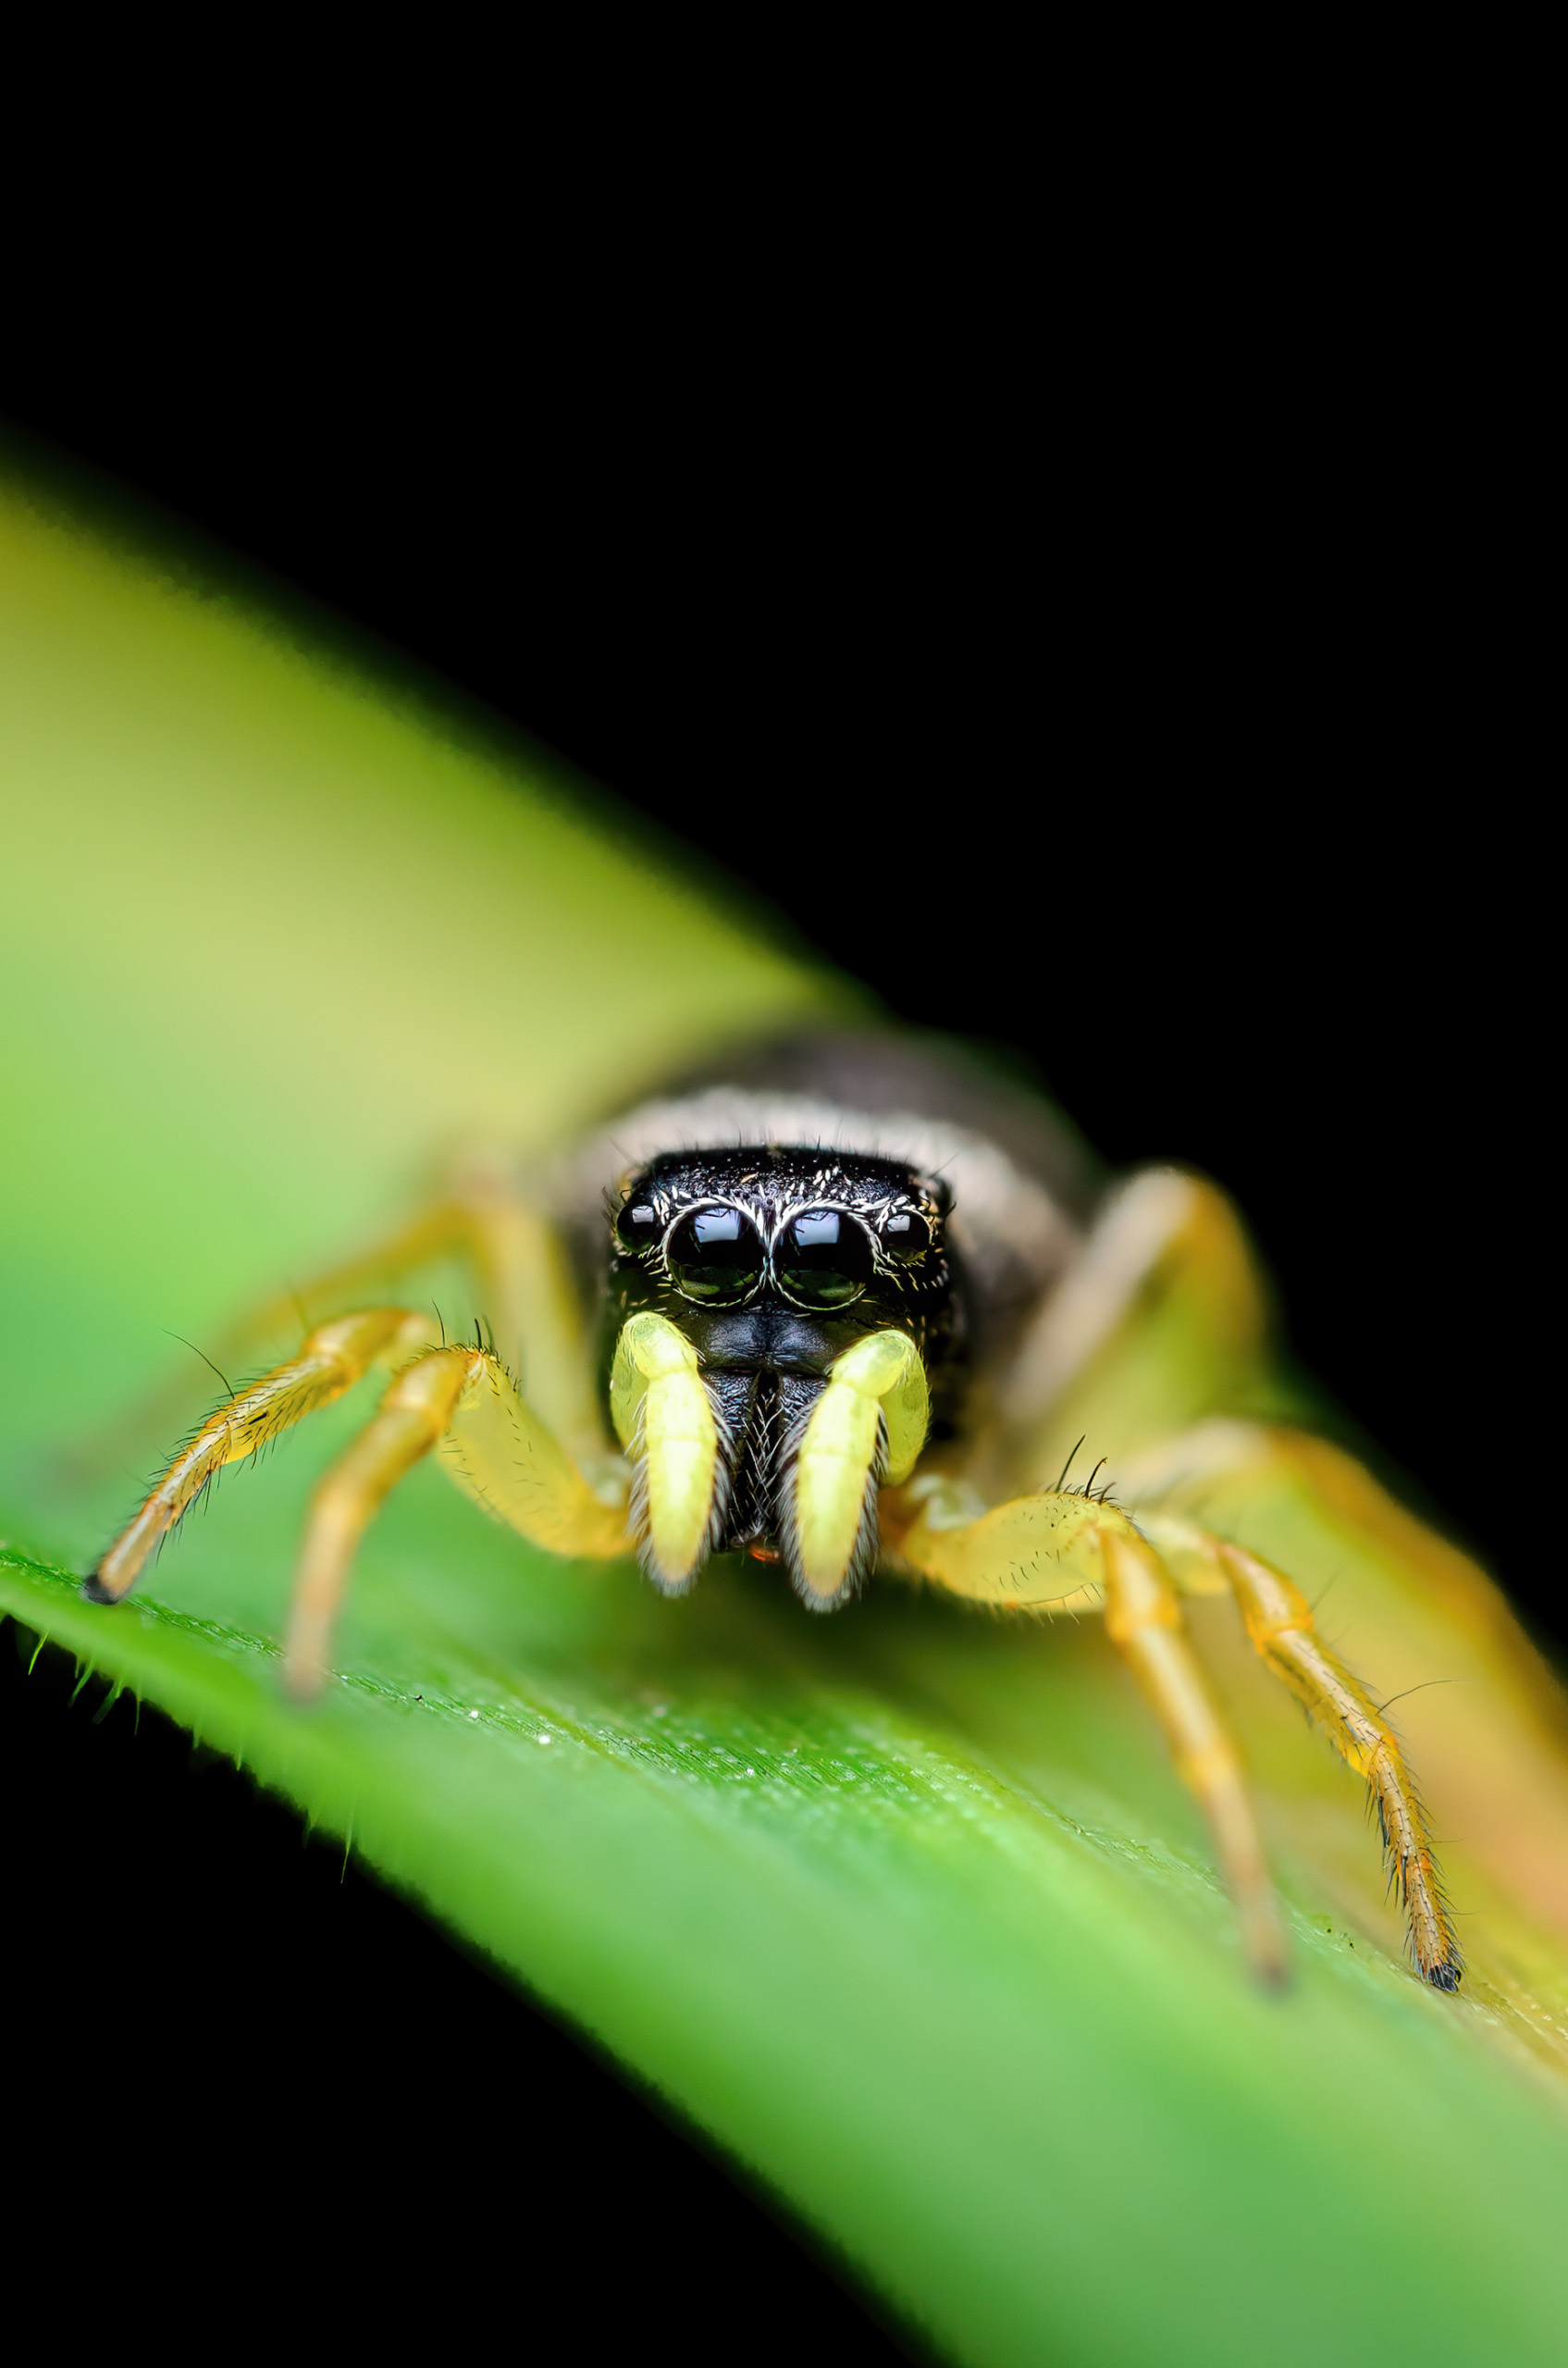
[88,1308,632,1696]
[883,1484,1289,1983]
[86,1307,438,1606]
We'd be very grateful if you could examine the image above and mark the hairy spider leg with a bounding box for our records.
[83,1172,612,1494]
[87,1308,437,1604]
[991,1168,1276,1505]
[292,1172,614,1467]
[280,1174,612,1469]
[882,1486,1287,1983]
[1099,1526,1288,1983]
[1137,1499,1463,1989]
[67,1204,477,1489]
[90,1303,633,1693]
[288,1342,475,1690]
[440,1163,611,1469]
[288,1342,629,1693]
[228,1202,474,1351]
[1219,1537,1461,1986]
[986,1162,1469,1989]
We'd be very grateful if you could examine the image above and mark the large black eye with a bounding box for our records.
[776,1208,874,1308]
[882,1209,932,1264]
[614,1199,661,1254]
[667,1204,766,1304]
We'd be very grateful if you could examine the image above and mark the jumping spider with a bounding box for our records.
[88,1032,1462,1991]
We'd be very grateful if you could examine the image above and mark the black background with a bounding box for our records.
[0,256,1542,2356]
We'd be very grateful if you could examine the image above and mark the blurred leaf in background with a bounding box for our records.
[4,460,1568,2368]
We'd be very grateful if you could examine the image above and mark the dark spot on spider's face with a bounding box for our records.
[775,1208,875,1309]
[667,1204,768,1305]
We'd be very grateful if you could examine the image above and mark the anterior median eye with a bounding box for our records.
[776,1209,874,1308]
[667,1205,766,1304]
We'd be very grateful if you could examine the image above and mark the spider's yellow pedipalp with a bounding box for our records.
[787,1331,929,1606]
[87,1307,438,1605]
[609,1312,723,1593]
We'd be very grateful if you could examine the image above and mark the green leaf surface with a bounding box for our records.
[5,470,1568,2368]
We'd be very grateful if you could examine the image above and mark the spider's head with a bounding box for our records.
[602,1145,954,1598]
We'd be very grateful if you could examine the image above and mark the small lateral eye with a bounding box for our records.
[882,1209,932,1264]
[776,1208,874,1309]
[615,1200,661,1254]
[667,1205,766,1304]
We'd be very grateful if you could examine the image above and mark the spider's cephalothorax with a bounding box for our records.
[601,1145,955,1602]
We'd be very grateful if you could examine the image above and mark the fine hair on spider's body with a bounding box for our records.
[85,1030,1464,1994]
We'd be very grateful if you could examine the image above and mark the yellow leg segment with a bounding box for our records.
[81,1172,614,1501]
[886,1485,1287,1981]
[92,1299,634,1696]
[285,1338,632,1693]
[1100,1528,1288,1985]
[452,1165,611,1470]
[262,1171,612,1470]
[436,1349,630,1560]
[1213,1537,1462,1989]
[282,1338,631,1692]
[252,1158,611,1469]
[87,1308,436,1604]
[287,1345,477,1693]
[885,1479,1112,1613]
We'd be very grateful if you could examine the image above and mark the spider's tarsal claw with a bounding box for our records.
[80,1568,121,1606]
